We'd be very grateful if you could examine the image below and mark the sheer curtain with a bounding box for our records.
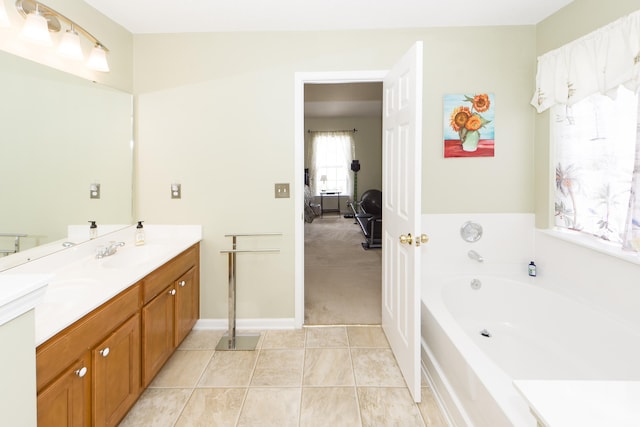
[309,131,355,197]
[533,9,640,251]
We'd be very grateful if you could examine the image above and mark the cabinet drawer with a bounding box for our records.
[142,244,199,305]
[37,284,141,392]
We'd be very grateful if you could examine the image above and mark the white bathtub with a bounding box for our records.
[420,273,640,426]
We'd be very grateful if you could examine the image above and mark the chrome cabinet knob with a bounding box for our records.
[100,347,110,357]
[169,289,176,296]
[179,280,186,287]
[75,367,87,378]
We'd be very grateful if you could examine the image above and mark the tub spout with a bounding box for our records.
[468,250,483,262]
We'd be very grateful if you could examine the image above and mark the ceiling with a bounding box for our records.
[83,0,573,34]
[83,0,573,117]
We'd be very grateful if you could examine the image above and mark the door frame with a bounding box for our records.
[294,70,387,327]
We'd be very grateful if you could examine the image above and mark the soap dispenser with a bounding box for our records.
[89,221,98,239]
[135,221,145,246]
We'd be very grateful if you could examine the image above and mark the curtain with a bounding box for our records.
[622,101,640,250]
[531,9,640,113]
[309,131,355,197]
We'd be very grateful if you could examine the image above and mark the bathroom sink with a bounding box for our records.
[98,245,170,269]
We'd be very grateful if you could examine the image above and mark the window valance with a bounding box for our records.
[531,9,640,113]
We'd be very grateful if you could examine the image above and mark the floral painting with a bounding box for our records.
[443,93,495,158]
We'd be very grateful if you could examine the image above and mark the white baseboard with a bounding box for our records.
[194,318,298,330]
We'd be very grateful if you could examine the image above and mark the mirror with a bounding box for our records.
[0,50,133,271]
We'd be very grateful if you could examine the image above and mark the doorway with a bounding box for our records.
[304,82,382,325]
[294,72,387,328]
[302,83,383,324]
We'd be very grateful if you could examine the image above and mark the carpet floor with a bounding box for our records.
[304,215,381,325]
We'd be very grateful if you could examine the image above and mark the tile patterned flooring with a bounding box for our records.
[119,326,448,426]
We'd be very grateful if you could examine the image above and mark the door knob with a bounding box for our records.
[75,367,87,378]
[100,347,110,357]
[399,234,413,245]
[416,234,429,246]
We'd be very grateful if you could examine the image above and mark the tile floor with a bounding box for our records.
[119,326,448,426]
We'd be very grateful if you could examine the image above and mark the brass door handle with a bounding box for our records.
[416,234,429,246]
[399,234,413,245]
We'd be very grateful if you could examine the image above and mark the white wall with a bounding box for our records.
[534,232,640,329]
[134,27,537,320]
[0,311,37,427]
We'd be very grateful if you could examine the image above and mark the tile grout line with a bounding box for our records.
[347,326,365,427]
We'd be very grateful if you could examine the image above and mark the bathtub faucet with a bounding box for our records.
[468,250,484,263]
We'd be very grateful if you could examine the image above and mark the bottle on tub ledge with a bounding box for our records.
[135,221,145,246]
[89,221,98,239]
[528,261,537,277]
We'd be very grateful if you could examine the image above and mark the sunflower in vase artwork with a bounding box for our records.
[449,94,492,152]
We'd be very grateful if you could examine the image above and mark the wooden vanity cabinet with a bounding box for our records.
[36,284,140,427]
[175,266,199,346]
[36,243,200,426]
[141,244,199,387]
[37,353,91,427]
[92,313,141,427]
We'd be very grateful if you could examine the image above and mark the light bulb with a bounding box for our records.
[87,44,109,72]
[20,11,52,46]
[58,28,83,61]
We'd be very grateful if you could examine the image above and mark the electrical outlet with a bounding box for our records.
[171,183,181,199]
[275,183,290,198]
[90,183,100,199]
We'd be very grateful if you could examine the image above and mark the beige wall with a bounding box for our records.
[304,116,383,200]
[533,0,640,227]
[134,26,537,319]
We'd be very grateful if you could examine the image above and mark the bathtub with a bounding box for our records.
[420,273,640,426]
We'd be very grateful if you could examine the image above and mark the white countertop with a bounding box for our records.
[514,380,640,427]
[0,274,50,326]
[0,225,201,345]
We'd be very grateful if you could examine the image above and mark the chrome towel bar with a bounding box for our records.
[217,232,282,351]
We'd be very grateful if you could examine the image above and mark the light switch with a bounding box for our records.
[275,183,290,198]
[90,183,100,199]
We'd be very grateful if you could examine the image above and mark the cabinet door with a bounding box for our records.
[93,313,141,427]
[175,267,199,346]
[37,354,91,427]
[141,285,175,387]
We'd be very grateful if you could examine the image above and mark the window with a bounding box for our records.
[309,131,354,197]
[553,85,640,250]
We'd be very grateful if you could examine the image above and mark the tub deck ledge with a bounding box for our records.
[514,380,640,427]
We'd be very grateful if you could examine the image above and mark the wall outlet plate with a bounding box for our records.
[275,183,290,198]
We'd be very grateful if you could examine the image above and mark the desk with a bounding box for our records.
[320,190,341,216]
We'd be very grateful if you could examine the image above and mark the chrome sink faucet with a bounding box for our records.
[96,241,125,259]
[468,249,484,262]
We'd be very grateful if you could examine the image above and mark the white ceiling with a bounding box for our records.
[83,0,573,34]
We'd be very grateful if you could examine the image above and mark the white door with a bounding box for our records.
[382,41,424,403]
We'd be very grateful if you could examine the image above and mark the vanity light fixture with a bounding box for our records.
[15,0,110,72]
[0,1,11,28]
